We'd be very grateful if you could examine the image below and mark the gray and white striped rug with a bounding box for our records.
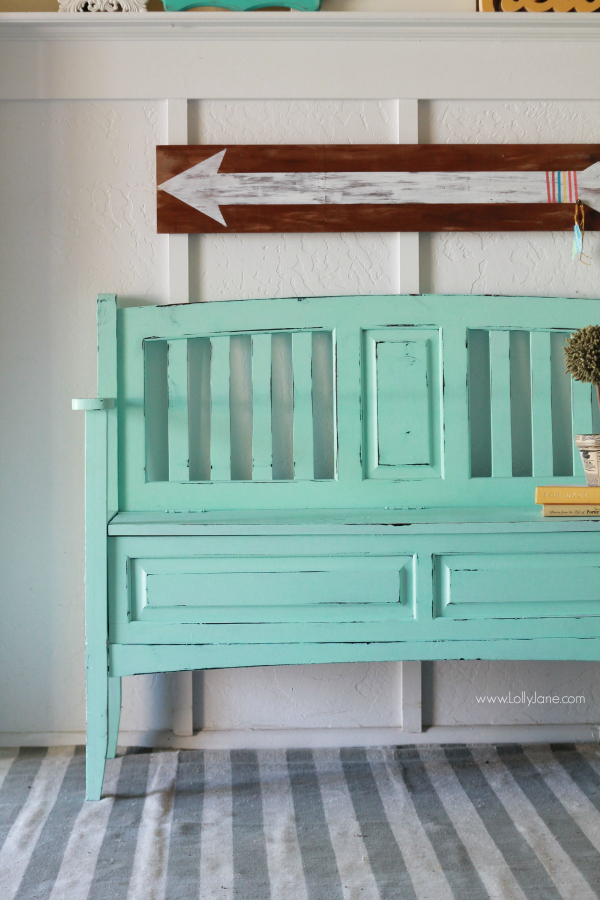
[1,743,600,899]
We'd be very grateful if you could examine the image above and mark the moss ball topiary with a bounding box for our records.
[564,325,600,385]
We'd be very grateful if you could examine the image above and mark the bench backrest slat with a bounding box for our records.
[252,333,274,482]
[530,331,554,478]
[167,339,190,483]
[292,331,315,482]
[209,336,232,483]
[489,329,513,479]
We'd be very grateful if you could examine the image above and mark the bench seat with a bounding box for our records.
[108,506,600,534]
[108,508,600,672]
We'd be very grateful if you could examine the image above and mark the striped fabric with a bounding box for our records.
[1,744,600,899]
[546,170,579,204]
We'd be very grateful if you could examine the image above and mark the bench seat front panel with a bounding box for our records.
[109,531,600,648]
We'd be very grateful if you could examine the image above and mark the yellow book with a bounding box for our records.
[542,504,600,517]
[535,485,600,505]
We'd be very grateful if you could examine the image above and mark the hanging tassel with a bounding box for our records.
[574,200,591,265]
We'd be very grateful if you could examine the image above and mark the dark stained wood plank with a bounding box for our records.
[157,144,600,179]
[158,194,600,234]
[157,144,600,233]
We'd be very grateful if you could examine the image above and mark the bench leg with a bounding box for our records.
[107,676,122,760]
[86,662,109,801]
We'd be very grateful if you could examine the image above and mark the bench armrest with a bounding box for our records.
[72,398,115,411]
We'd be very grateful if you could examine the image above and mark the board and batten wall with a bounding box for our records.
[1,20,600,744]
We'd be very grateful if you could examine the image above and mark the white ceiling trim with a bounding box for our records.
[2,12,600,100]
[1,11,600,41]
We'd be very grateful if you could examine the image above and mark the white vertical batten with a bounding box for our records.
[401,661,423,733]
[171,667,193,738]
[397,98,422,732]
[167,98,190,305]
[397,98,420,294]
[167,98,193,737]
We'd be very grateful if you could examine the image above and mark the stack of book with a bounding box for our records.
[535,486,600,517]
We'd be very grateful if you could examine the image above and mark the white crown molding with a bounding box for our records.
[3,10,600,100]
[2,10,600,42]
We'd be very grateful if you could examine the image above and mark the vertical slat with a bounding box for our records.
[550,332,573,478]
[293,331,314,481]
[572,378,594,476]
[400,660,422,733]
[252,333,273,481]
[271,333,294,481]
[167,339,190,482]
[312,331,336,480]
[188,337,211,482]
[210,336,231,482]
[489,330,513,478]
[167,99,190,304]
[397,99,419,295]
[171,671,193,737]
[530,331,554,477]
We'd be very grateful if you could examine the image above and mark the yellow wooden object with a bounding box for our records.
[480,0,600,10]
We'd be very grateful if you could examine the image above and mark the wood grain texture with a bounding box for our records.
[157,144,600,233]
[481,0,600,10]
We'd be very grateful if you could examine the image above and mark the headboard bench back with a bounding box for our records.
[100,293,599,513]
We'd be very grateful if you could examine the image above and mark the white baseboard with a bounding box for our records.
[2,723,598,749]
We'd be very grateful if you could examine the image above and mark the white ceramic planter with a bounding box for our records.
[575,434,600,486]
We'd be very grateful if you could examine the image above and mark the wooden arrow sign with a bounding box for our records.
[157,144,600,234]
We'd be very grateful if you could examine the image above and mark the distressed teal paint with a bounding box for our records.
[530,331,554,477]
[76,292,600,800]
[210,336,231,482]
[73,295,118,801]
[106,676,121,760]
[489,329,513,478]
[377,339,430,466]
[108,636,600,677]
[437,552,600,618]
[162,0,321,9]
[292,331,314,481]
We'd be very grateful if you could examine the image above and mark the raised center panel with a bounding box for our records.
[131,556,415,625]
[109,538,417,645]
[435,552,600,619]
[363,328,443,480]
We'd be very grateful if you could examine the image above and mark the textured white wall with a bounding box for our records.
[188,99,402,302]
[0,97,599,740]
[420,100,600,299]
[0,101,167,736]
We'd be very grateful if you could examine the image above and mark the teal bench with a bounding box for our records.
[75,292,600,799]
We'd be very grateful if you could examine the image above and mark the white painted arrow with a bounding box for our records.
[159,150,600,226]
